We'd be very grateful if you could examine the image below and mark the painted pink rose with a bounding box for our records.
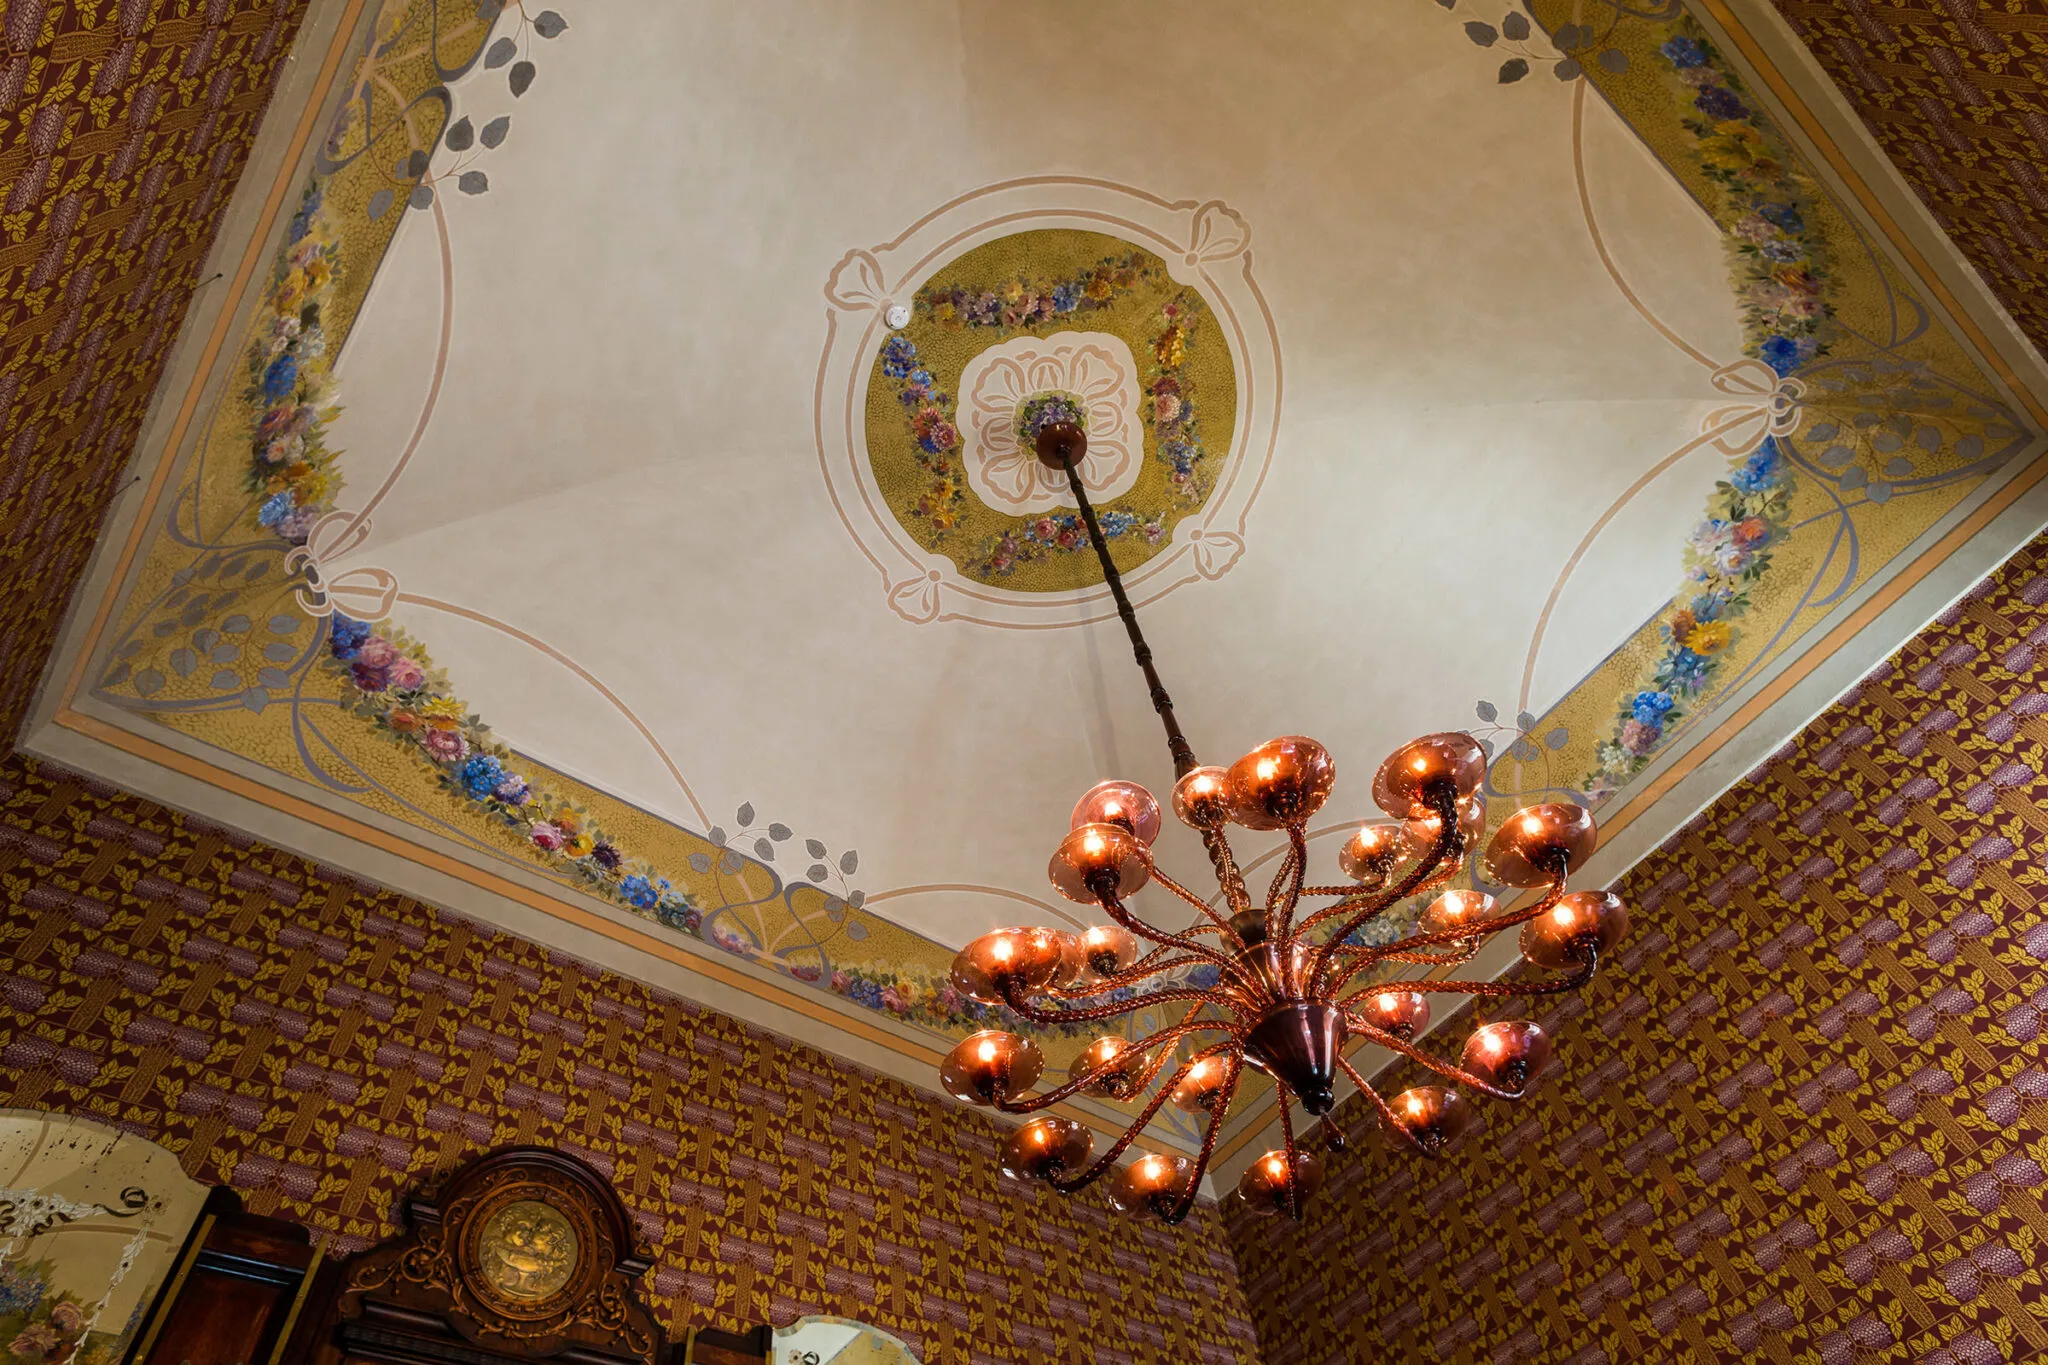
[421,729,468,763]
[46,1304,83,1335]
[881,987,905,1013]
[1154,393,1182,423]
[355,637,399,669]
[1620,719,1661,757]
[386,657,425,690]
[529,821,565,852]
[256,407,295,442]
[830,971,850,992]
[1733,214,1777,243]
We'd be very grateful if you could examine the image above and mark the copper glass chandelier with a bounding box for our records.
[937,423,1628,1225]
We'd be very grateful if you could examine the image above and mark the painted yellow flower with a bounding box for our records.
[1690,621,1733,654]
[567,831,594,857]
[1700,122,1773,176]
[933,300,957,326]
[275,269,307,314]
[1002,279,1024,303]
[1153,325,1185,368]
[1084,275,1112,301]
[418,697,465,730]
[305,259,332,293]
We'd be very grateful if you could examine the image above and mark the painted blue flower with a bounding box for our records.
[881,335,917,379]
[328,614,371,660]
[1757,202,1804,234]
[1631,690,1677,725]
[0,1264,49,1315]
[1188,964,1222,990]
[458,754,504,799]
[1662,36,1707,68]
[619,874,665,910]
[257,491,295,529]
[1731,442,1782,494]
[1161,438,1196,474]
[1690,589,1729,621]
[1099,511,1136,538]
[1758,334,1807,376]
[1694,86,1749,120]
[494,774,531,805]
[1663,648,1711,693]
[262,353,299,399]
[1052,281,1082,312]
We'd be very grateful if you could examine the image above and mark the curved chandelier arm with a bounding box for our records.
[1200,826,1253,915]
[1097,891,1272,1001]
[1305,797,1465,996]
[1163,1053,1241,1226]
[1001,980,1238,1028]
[1048,1039,1244,1195]
[1340,946,1600,1006]
[1337,1052,1435,1160]
[1344,1017,1528,1102]
[1276,1086,1302,1221]
[1040,952,1214,1001]
[1142,861,1253,950]
[989,1019,1238,1115]
[1322,871,1571,988]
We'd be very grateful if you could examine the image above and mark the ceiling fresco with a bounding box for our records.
[30,0,2048,1162]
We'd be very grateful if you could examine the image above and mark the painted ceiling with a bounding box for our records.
[28,0,2048,1169]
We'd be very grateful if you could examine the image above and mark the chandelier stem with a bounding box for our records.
[1060,455,1199,778]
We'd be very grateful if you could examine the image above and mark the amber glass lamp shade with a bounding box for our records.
[1073,924,1140,981]
[1168,1056,1231,1113]
[1337,822,1410,888]
[1386,1086,1473,1155]
[1048,823,1152,904]
[1108,1153,1195,1216]
[1518,889,1629,969]
[940,1030,1043,1106]
[1372,732,1487,817]
[1352,989,1430,1042]
[1421,889,1496,939]
[1482,803,1598,887]
[1460,1020,1552,1096]
[1070,780,1163,846]
[950,926,1074,1004]
[1000,1117,1094,1183]
[1069,1036,1143,1099]
[1224,736,1337,831]
[1237,1149,1325,1216]
[1171,766,1233,831]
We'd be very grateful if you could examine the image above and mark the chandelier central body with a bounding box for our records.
[935,424,1628,1226]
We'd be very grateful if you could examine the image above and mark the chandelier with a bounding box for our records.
[936,423,1627,1226]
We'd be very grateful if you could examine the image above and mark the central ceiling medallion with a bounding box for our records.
[816,181,1281,627]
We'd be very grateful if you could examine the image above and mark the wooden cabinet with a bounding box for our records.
[128,1188,321,1365]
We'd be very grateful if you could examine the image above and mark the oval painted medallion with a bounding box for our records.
[862,229,1238,592]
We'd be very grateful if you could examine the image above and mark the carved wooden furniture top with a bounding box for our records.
[323,1146,661,1365]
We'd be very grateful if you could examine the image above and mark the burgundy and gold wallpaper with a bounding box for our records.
[0,751,1259,1362]
[0,0,313,743]
[1227,531,2048,1362]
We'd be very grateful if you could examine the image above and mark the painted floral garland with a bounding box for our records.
[245,188,345,543]
[233,189,1062,1039]
[1584,26,1829,800]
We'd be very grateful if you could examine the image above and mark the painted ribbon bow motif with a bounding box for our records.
[287,511,400,621]
[1703,358,1806,457]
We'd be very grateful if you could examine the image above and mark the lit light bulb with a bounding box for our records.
[1258,758,1278,780]
[1552,905,1573,925]
[1483,1031,1504,1054]
[1084,833,1105,855]
[1378,993,1397,1012]
[978,1039,997,1063]
[1413,756,1428,772]
[1103,800,1123,819]
[993,937,1014,960]
[1523,814,1543,835]
[1406,1095,1424,1116]
[1193,775,1215,793]
[1266,1156,1285,1176]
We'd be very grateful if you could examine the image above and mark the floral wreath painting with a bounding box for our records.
[816,183,1285,627]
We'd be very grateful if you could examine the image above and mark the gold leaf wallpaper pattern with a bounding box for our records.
[1227,529,2048,1364]
[0,750,1259,1362]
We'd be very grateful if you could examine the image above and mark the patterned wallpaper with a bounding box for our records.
[0,752,1259,1363]
[1765,0,2048,354]
[0,0,308,743]
[1227,529,2048,1362]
